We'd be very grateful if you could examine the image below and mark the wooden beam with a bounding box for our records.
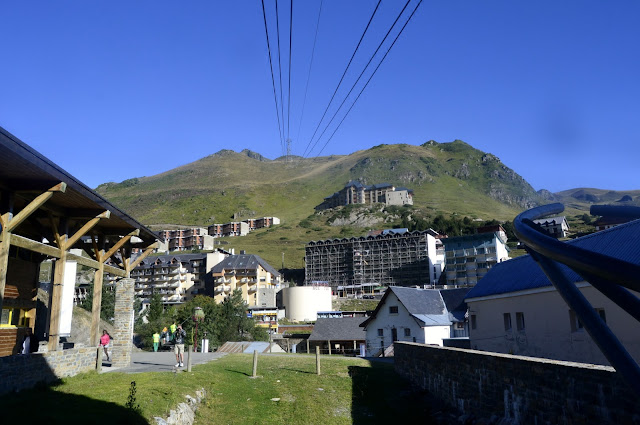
[129,242,159,270]
[66,210,110,248]
[9,233,127,277]
[102,229,139,262]
[7,183,66,233]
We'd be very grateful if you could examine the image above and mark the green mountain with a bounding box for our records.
[96,140,543,268]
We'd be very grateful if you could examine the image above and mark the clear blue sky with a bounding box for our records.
[1,1,638,192]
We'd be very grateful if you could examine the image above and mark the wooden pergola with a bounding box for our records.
[0,126,159,352]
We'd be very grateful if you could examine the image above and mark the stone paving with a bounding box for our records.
[102,350,227,374]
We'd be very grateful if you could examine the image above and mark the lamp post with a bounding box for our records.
[192,307,205,352]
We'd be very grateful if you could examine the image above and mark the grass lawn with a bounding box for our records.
[0,354,435,424]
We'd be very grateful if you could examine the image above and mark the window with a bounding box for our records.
[377,329,383,337]
[389,306,398,315]
[0,308,29,328]
[516,312,525,331]
[476,248,485,254]
[471,314,477,330]
[404,328,411,337]
[503,313,512,331]
[570,308,606,332]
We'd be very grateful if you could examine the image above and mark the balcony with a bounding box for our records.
[223,285,231,293]
[454,249,466,257]
[214,286,224,294]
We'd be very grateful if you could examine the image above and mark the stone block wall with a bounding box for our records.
[0,346,98,394]
[112,278,134,368]
[394,342,638,424]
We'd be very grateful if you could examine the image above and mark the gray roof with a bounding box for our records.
[308,317,367,341]
[465,218,640,299]
[211,254,280,277]
[533,216,567,226]
[361,286,463,328]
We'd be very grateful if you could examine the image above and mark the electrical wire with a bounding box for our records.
[287,0,293,144]
[314,0,424,158]
[301,0,382,158]
[261,0,285,150]
[275,0,286,156]
[305,0,411,158]
[295,0,323,147]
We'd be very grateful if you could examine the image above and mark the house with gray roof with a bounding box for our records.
[360,286,470,356]
[465,219,640,366]
[532,215,569,238]
[208,253,281,307]
[308,317,367,356]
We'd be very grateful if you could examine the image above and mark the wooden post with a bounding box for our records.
[315,345,321,375]
[252,350,258,377]
[90,261,105,346]
[0,226,10,313]
[96,347,103,373]
[187,345,192,372]
[286,338,290,353]
[328,340,332,355]
[306,339,310,354]
[48,253,66,351]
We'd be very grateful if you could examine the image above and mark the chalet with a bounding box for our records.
[532,216,569,238]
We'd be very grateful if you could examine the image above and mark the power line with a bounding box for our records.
[286,0,293,144]
[295,0,323,147]
[305,0,411,158]
[275,0,286,156]
[301,0,382,158]
[261,0,285,150]
[315,0,424,158]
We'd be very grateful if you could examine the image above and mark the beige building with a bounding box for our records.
[126,251,229,308]
[316,181,413,210]
[465,220,640,366]
[209,253,281,306]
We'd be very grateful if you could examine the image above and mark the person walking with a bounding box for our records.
[174,324,187,367]
[169,323,177,342]
[162,326,169,344]
[153,331,161,352]
[100,329,111,362]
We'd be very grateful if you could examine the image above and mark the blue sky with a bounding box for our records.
[1,1,638,192]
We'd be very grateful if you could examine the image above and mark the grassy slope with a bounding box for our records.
[0,354,435,424]
[97,141,543,268]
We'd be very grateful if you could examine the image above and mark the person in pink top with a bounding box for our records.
[100,329,111,362]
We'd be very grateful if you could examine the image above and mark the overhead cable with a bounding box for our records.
[261,0,285,150]
[275,0,286,156]
[301,0,383,158]
[295,0,323,146]
[305,0,411,158]
[315,0,424,158]
[287,0,293,143]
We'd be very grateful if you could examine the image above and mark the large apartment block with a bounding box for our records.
[316,181,413,210]
[442,225,510,286]
[124,251,229,308]
[160,227,214,251]
[304,229,445,292]
[208,253,282,307]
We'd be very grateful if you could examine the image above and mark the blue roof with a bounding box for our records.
[466,219,640,299]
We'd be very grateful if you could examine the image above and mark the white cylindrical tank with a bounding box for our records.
[282,286,332,322]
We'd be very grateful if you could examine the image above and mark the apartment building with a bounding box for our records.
[160,227,214,251]
[316,181,414,210]
[125,250,229,308]
[442,225,510,286]
[305,229,445,293]
[208,253,282,307]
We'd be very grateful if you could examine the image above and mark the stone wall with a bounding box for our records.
[394,342,638,424]
[0,346,98,394]
[112,278,134,368]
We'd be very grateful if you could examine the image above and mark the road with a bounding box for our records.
[102,350,227,374]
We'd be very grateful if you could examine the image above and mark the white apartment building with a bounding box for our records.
[442,225,510,286]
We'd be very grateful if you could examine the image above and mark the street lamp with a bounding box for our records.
[192,307,205,351]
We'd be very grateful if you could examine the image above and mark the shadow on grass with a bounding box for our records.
[0,383,148,425]
[224,368,250,376]
[279,367,316,375]
[349,363,437,424]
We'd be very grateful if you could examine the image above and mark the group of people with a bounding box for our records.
[152,323,187,367]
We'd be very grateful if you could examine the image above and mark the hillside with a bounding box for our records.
[97,140,543,268]
[543,188,640,215]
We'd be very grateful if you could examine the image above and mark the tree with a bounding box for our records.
[79,281,116,322]
[147,291,164,323]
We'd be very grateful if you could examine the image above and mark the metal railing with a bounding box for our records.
[514,203,640,395]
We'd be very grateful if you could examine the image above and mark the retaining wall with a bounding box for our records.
[394,342,639,424]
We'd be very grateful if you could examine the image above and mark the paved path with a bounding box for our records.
[102,350,227,374]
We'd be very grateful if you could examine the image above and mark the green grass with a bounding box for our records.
[0,354,434,424]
